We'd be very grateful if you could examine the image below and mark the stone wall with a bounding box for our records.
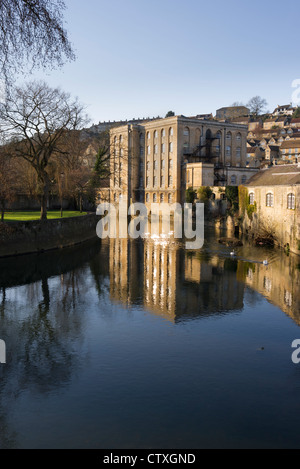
[0,214,100,258]
[241,185,300,255]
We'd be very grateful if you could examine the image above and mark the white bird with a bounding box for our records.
[263,260,268,266]
[230,250,236,256]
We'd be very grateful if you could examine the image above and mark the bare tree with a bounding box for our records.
[0,0,75,85]
[247,96,268,117]
[0,81,89,220]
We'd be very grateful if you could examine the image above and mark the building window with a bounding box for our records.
[266,193,274,207]
[119,177,122,186]
[161,160,165,169]
[154,144,158,154]
[249,192,255,204]
[140,147,144,156]
[160,193,164,203]
[119,135,123,144]
[169,127,173,137]
[146,176,149,187]
[168,193,172,203]
[146,193,150,202]
[114,193,117,202]
[226,146,231,156]
[154,160,158,170]
[169,159,173,169]
[236,133,242,142]
[120,148,124,157]
[161,129,165,138]
[287,193,295,210]
[147,132,150,140]
[241,175,247,184]
[154,130,158,139]
[169,142,173,153]
[146,161,150,171]
[154,176,157,187]
[236,147,241,158]
[226,132,232,141]
[168,175,173,187]
[183,127,190,137]
[147,145,151,155]
[161,175,165,186]
[230,175,236,185]
[153,193,157,202]
[161,143,165,153]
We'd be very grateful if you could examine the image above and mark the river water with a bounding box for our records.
[0,226,300,449]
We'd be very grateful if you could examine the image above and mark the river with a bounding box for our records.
[0,226,299,448]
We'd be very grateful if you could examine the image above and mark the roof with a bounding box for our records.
[274,104,293,111]
[280,139,300,149]
[291,118,300,123]
[267,145,280,151]
[247,164,300,186]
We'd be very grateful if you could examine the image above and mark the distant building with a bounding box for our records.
[272,104,295,117]
[216,106,250,121]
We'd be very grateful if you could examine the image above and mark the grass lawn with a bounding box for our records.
[3,211,87,221]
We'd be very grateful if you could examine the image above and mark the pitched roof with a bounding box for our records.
[247,164,300,186]
[280,139,300,149]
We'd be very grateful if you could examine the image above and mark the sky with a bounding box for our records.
[23,0,300,125]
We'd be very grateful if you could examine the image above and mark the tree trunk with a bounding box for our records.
[79,193,83,213]
[40,173,50,221]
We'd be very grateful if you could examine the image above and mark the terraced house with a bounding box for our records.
[107,115,258,206]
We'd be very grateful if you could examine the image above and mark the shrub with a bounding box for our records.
[186,187,196,203]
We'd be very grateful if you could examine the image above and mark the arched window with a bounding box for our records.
[119,135,123,144]
[153,193,157,202]
[147,131,150,140]
[161,129,165,138]
[169,127,173,137]
[249,192,255,204]
[236,147,241,159]
[230,175,237,185]
[168,193,172,203]
[236,133,242,142]
[146,193,150,202]
[266,193,274,207]
[154,130,158,139]
[160,193,164,202]
[183,127,190,137]
[241,175,247,184]
[226,132,232,141]
[287,193,295,209]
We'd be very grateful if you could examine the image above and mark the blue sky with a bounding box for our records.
[26,0,300,125]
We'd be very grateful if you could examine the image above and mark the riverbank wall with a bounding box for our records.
[0,214,100,258]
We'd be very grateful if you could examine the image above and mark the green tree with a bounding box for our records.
[186,187,196,203]
[225,186,239,212]
[197,186,213,202]
[292,107,300,118]
[165,111,175,118]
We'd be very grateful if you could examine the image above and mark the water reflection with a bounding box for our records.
[108,228,300,325]
[0,229,299,448]
[0,239,102,448]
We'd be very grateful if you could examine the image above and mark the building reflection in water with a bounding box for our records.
[109,230,300,325]
[109,235,245,323]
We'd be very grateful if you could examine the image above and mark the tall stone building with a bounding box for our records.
[107,115,257,206]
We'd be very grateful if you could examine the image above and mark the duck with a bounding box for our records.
[230,249,236,257]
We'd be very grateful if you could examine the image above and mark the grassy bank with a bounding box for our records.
[2,211,87,221]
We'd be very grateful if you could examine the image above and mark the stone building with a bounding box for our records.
[242,164,300,255]
[215,106,250,121]
[107,115,257,206]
